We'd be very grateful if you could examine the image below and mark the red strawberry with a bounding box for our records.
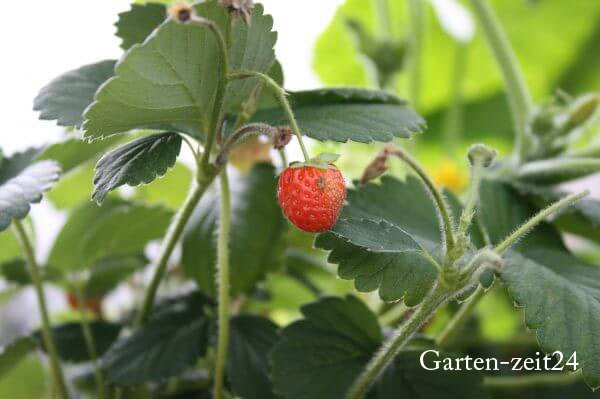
[277,162,346,233]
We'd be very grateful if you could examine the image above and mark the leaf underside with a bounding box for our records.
[0,159,61,232]
[92,132,182,204]
[83,3,276,141]
[33,60,116,128]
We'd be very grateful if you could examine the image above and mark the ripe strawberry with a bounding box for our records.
[277,163,346,233]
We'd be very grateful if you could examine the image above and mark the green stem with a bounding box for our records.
[408,0,424,109]
[12,220,69,399]
[375,0,391,38]
[436,284,486,347]
[458,165,483,236]
[228,70,310,162]
[346,283,450,399]
[135,180,213,326]
[194,17,230,177]
[469,0,533,161]
[74,284,105,399]
[484,370,582,389]
[378,302,408,326]
[213,170,232,399]
[278,149,288,168]
[444,43,468,154]
[389,148,456,252]
[495,190,589,254]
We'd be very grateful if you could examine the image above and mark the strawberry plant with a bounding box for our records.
[0,1,599,399]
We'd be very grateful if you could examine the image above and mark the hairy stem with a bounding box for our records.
[12,220,69,399]
[469,0,533,161]
[135,180,213,325]
[228,70,310,161]
[375,0,391,38]
[194,17,230,177]
[495,190,589,254]
[213,170,232,399]
[389,148,456,253]
[347,283,450,399]
[484,370,582,389]
[458,165,483,236]
[74,284,105,399]
[436,285,486,347]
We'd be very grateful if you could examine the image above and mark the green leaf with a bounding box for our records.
[510,182,600,245]
[369,350,489,399]
[80,203,172,267]
[0,158,61,232]
[83,3,276,140]
[0,230,21,267]
[0,337,36,379]
[102,292,213,385]
[33,60,116,128]
[330,218,422,253]
[92,133,182,204]
[315,176,442,304]
[36,322,121,363]
[48,201,171,271]
[85,254,147,297]
[502,249,600,389]
[115,3,166,50]
[478,180,600,388]
[182,163,286,295]
[516,158,600,184]
[227,315,279,399]
[253,88,424,143]
[270,296,487,399]
[134,162,193,209]
[36,136,122,174]
[47,165,95,209]
[477,180,565,251]
[270,296,382,399]
[0,259,61,286]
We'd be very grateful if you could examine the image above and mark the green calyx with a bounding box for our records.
[289,152,341,170]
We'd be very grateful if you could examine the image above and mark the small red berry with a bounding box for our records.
[277,165,346,233]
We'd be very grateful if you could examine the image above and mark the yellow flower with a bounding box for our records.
[432,159,467,192]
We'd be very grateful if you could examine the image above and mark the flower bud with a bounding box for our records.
[566,93,600,130]
[467,144,497,168]
[168,3,193,23]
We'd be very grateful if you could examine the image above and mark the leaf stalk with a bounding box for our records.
[12,220,69,399]
[213,169,232,399]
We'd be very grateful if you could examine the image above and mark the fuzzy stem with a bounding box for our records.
[375,0,391,38]
[436,285,486,347]
[74,284,105,399]
[388,148,456,253]
[346,283,450,399]
[469,0,533,160]
[458,165,483,236]
[484,370,582,389]
[193,17,230,177]
[495,190,589,254]
[228,70,310,162]
[12,220,69,399]
[135,180,213,325]
[213,170,232,399]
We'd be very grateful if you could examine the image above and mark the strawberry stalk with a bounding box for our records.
[228,70,311,162]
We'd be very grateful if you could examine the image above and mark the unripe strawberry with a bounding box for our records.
[277,162,346,233]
